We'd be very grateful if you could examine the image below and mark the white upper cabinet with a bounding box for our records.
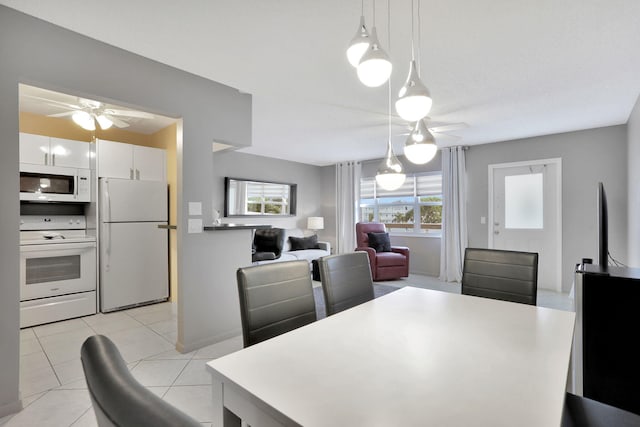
[98,139,166,181]
[19,133,90,169]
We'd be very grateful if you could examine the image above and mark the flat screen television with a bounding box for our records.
[597,182,608,269]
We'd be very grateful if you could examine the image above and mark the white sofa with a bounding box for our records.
[253,228,330,268]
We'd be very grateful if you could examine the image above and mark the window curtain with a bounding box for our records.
[440,147,468,282]
[336,161,361,254]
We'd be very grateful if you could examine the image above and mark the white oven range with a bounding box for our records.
[20,215,97,328]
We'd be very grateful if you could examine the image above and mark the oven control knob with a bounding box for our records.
[69,220,73,224]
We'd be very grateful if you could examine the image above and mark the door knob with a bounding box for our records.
[494,230,500,235]
[494,222,500,226]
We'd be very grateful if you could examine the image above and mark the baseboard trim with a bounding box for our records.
[0,398,23,419]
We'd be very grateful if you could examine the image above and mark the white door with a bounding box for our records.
[489,159,562,292]
[100,222,168,311]
[97,139,133,179]
[19,133,49,165]
[49,137,90,169]
[133,145,166,181]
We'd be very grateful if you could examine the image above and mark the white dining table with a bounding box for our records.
[206,286,576,427]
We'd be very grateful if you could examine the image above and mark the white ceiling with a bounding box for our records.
[4,0,640,166]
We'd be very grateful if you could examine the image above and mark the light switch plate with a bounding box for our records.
[480,216,486,224]
[188,218,203,233]
[188,202,202,216]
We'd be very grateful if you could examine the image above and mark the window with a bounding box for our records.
[245,182,290,215]
[359,173,442,235]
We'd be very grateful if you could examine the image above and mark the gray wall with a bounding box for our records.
[466,126,628,292]
[628,95,640,267]
[212,150,327,233]
[0,6,250,415]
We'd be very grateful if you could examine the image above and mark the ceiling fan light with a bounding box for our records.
[404,120,437,164]
[72,111,95,131]
[346,16,370,67]
[96,114,113,130]
[376,139,406,191]
[395,60,432,121]
[357,27,392,87]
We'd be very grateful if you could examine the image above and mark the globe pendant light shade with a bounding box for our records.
[357,27,392,88]
[376,139,406,191]
[404,119,437,164]
[95,114,114,130]
[395,60,432,121]
[72,111,96,131]
[346,15,370,67]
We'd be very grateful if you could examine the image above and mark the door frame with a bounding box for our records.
[488,158,562,292]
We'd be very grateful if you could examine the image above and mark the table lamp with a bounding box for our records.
[307,217,324,232]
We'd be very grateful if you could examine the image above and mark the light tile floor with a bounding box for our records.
[2,274,572,426]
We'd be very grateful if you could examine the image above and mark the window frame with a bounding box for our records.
[359,172,443,237]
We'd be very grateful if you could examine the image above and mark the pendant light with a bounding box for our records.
[395,0,432,121]
[376,3,406,192]
[357,0,392,87]
[346,1,370,67]
[404,119,437,164]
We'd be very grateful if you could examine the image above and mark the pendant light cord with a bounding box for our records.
[411,0,416,62]
[417,0,422,75]
[387,0,391,144]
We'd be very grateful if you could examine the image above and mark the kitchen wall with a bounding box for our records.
[19,113,181,302]
[628,95,640,267]
[1,6,250,416]
[466,125,628,292]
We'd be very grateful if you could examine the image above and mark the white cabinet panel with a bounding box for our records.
[98,139,166,181]
[19,133,49,165]
[133,145,166,181]
[20,133,91,169]
[49,137,90,169]
[98,139,134,179]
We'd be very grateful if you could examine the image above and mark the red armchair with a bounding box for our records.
[355,222,410,281]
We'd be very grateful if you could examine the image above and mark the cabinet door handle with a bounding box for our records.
[44,153,48,165]
[136,169,140,180]
[52,153,56,166]
[130,168,134,180]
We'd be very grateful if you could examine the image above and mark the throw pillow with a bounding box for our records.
[367,232,391,252]
[253,229,284,256]
[289,234,319,251]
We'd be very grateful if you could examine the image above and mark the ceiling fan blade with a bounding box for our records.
[432,132,461,142]
[104,114,130,128]
[47,111,76,118]
[21,94,83,110]
[427,122,469,133]
[105,109,155,119]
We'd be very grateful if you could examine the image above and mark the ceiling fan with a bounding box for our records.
[23,94,155,131]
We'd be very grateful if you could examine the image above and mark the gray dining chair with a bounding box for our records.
[461,247,538,305]
[318,251,375,316]
[81,334,201,427]
[237,260,317,347]
[562,392,640,427]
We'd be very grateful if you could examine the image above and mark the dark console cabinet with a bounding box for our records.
[573,264,640,415]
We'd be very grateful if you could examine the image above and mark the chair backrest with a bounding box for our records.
[562,392,640,427]
[355,222,386,248]
[81,335,201,427]
[237,260,317,347]
[462,247,538,305]
[318,252,375,316]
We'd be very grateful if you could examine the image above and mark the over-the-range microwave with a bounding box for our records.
[19,163,90,202]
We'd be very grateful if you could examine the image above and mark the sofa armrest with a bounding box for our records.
[317,241,331,253]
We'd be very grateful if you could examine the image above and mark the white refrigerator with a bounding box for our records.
[99,178,169,312]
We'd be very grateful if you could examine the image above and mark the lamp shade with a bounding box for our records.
[395,60,432,122]
[346,15,370,67]
[376,139,406,191]
[72,111,96,131]
[95,114,113,130]
[357,27,392,88]
[404,119,438,165]
[307,217,324,230]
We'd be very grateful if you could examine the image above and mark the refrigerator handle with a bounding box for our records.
[102,180,111,223]
[104,222,111,272]
[130,168,134,180]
